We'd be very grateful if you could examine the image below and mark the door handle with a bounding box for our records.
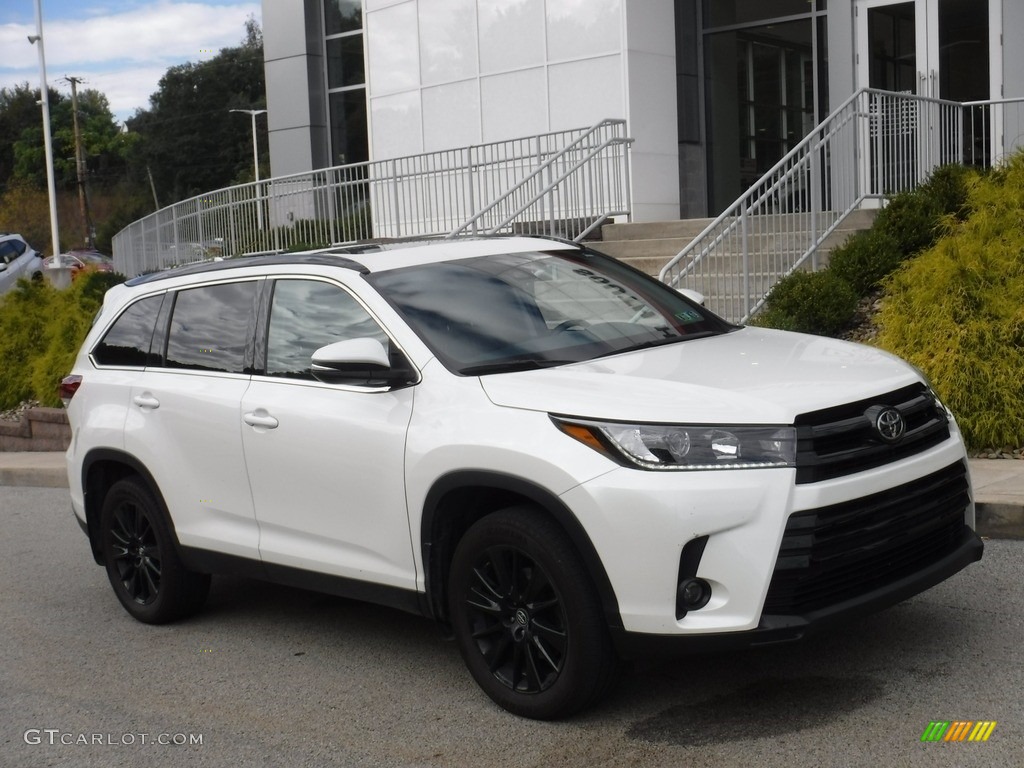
[132,394,160,410]
[243,410,279,429]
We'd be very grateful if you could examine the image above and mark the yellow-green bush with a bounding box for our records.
[758,164,973,335]
[0,271,125,408]
[875,155,1024,450]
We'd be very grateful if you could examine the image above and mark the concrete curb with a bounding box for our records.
[0,466,69,489]
[1,454,1022,539]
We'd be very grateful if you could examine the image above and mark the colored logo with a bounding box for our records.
[920,721,997,742]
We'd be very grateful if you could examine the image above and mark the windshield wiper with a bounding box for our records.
[459,358,577,376]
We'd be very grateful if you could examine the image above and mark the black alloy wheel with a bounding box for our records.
[464,544,567,694]
[109,499,162,605]
[100,477,210,624]
[449,506,616,719]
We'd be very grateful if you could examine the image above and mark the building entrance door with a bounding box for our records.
[856,0,996,188]
[856,0,990,100]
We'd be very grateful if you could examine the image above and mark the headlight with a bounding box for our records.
[552,416,797,471]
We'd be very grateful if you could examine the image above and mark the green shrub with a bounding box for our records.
[874,189,941,256]
[754,270,858,336]
[873,164,974,258]
[921,163,973,222]
[875,154,1024,450]
[828,228,903,294]
[0,271,126,409]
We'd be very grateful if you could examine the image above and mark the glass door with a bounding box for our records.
[857,0,990,99]
[858,0,934,95]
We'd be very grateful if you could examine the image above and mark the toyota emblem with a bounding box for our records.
[874,407,906,443]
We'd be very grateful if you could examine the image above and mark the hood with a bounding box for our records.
[479,327,921,424]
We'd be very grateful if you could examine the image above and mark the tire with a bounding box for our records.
[448,506,616,719]
[99,477,210,624]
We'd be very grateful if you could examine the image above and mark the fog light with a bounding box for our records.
[677,578,711,611]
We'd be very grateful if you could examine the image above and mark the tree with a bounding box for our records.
[0,84,64,189]
[126,20,266,204]
[3,84,129,190]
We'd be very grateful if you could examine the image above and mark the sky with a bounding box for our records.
[0,0,262,124]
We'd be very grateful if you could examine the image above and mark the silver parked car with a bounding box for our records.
[0,233,43,295]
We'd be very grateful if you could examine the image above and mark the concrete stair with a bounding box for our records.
[597,208,877,278]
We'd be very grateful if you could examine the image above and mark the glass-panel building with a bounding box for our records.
[263,0,1019,220]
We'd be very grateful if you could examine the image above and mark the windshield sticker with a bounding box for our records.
[675,309,703,323]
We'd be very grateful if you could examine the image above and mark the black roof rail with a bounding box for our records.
[125,252,369,286]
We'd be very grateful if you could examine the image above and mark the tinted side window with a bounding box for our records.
[92,294,165,367]
[0,242,14,264]
[166,282,256,373]
[265,279,387,379]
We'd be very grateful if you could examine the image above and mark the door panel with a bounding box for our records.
[124,279,260,558]
[240,380,416,588]
[240,277,418,590]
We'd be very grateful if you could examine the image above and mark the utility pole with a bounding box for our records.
[63,75,94,248]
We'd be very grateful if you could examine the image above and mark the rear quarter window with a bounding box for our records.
[91,294,166,367]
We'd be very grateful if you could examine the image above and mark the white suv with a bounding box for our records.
[63,236,983,719]
[0,233,43,294]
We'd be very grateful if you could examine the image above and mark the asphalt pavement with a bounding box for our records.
[1,485,1021,768]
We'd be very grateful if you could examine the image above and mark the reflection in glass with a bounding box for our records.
[366,2,420,94]
[325,0,362,35]
[478,0,545,72]
[703,0,816,28]
[546,0,620,61]
[165,283,255,373]
[705,19,814,212]
[418,0,478,84]
[329,89,369,164]
[266,280,386,379]
[93,294,164,367]
[327,35,365,89]
[372,250,722,374]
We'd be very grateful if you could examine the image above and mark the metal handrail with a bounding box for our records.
[446,118,633,240]
[112,121,634,277]
[659,89,1024,324]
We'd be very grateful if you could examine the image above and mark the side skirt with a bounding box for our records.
[179,547,429,618]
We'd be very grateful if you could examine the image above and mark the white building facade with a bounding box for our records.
[263,0,1023,221]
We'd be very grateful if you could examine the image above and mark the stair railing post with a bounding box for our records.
[741,205,750,321]
[467,146,476,236]
[810,135,821,271]
[391,159,401,238]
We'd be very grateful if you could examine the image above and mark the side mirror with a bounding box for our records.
[0,263,7,273]
[310,338,416,386]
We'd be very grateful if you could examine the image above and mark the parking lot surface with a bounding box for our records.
[1,486,1021,768]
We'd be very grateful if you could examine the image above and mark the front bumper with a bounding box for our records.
[561,434,978,638]
[610,526,983,658]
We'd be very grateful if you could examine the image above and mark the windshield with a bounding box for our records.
[370,247,733,375]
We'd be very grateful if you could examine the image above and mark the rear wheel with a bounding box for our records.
[99,477,210,624]
[448,506,616,719]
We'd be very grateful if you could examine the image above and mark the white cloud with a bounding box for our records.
[0,2,260,121]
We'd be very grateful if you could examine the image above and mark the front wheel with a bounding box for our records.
[99,477,210,624]
[448,507,616,719]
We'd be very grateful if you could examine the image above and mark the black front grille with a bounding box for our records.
[795,383,950,484]
[763,461,970,616]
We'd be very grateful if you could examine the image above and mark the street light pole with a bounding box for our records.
[29,0,61,269]
[231,108,267,230]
